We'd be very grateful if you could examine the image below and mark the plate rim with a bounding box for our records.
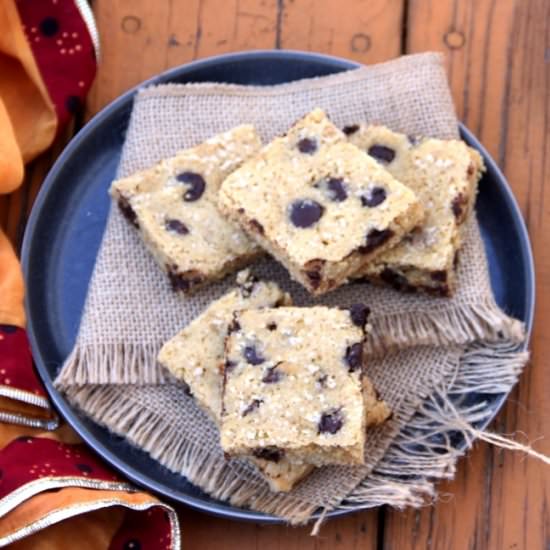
[21,49,535,524]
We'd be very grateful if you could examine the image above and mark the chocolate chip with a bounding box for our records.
[297,138,318,154]
[242,399,263,417]
[349,304,370,327]
[266,322,277,331]
[467,163,475,176]
[243,345,265,365]
[367,144,396,163]
[361,187,387,207]
[318,408,344,434]
[420,284,450,297]
[224,359,237,373]
[345,342,363,372]
[176,171,206,202]
[342,124,359,136]
[117,197,139,228]
[252,446,284,462]
[165,218,189,235]
[451,193,468,222]
[314,177,348,202]
[227,318,241,334]
[358,228,394,255]
[317,374,328,388]
[303,258,326,290]
[249,219,265,235]
[262,365,282,384]
[289,199,324,228]
[380,268,415,292]
[430,270,447,283]
[166,266,204,293]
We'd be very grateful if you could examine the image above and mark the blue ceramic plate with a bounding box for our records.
[21,50,534,523]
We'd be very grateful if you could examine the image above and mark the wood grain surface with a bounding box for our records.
[2,1,548,548]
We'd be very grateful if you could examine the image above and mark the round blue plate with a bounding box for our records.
[21,50,535,523]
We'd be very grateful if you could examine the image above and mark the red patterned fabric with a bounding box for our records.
[16,0,97,128]
[0,325,45,398]
[109,507,175,550]
[0,436,120,498]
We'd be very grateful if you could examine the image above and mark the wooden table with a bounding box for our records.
[2,1,548,548]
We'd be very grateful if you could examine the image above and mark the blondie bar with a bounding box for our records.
[218,109,424,295]
[157,271,313,492]
[345,124,484,295]
[110,126,263,294]
[220,305,389,466]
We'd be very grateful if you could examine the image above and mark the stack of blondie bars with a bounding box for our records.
[110,108,484,491]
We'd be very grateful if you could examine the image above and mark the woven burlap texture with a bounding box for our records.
[55,53,528,524]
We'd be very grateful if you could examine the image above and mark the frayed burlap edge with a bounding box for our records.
[59,341,528,527]
[341,340,529,512]
[366,298,525,356]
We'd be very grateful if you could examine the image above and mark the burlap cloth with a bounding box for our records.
[55,53,529,525]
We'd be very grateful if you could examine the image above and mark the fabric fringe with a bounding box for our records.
[55,344,169,387]
[342,340,529,512]
[62,339,533,531]
[367,299,525,356]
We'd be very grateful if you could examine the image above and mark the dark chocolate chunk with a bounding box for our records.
[345,342,363,372]
[342,124,359,136]
[358,228,394,255]
[430,270,448,283]
[317,374,328,388]
[227,318,241,334]
[318,408,344,434]
[297,137,318,154]
[367,144,396,164]
[252,446,284,462]
[176,171,206,202]
[224,359,237,373]
[242,399,263,417]
[303,258,326,290]
[165,218,189,235]
[166,266,204,293]
[419,284,450,297]
[117,197,139,228]
[451,193,468,222]
[249,219,265,235]
[349,303,370,328]
[266,322,277,331]
[380,268,415,293]
[467,163,475,176]
[289,199,324,228]
[262,365,282,384]
[361,186,387,207]
[243,345,265,365]
[326,177,348,201]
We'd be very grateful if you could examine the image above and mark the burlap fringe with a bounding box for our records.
[342,340,529,512]
[367,299,525,356]
[56,344,169,386]
[61,339,533,532]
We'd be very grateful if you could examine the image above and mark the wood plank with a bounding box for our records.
[280,0,404,64]
[179,507,379,550]
[383,1,550,549]
[88,0,279,115]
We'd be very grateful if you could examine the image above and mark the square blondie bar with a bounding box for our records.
[157,271,314,492]
[220,305,389,467]
[345,124,484,296]
[218,109,424,295]
[110,125,263,294]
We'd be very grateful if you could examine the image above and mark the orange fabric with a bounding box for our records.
[0,1,57,163]
[0,0,57,327]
